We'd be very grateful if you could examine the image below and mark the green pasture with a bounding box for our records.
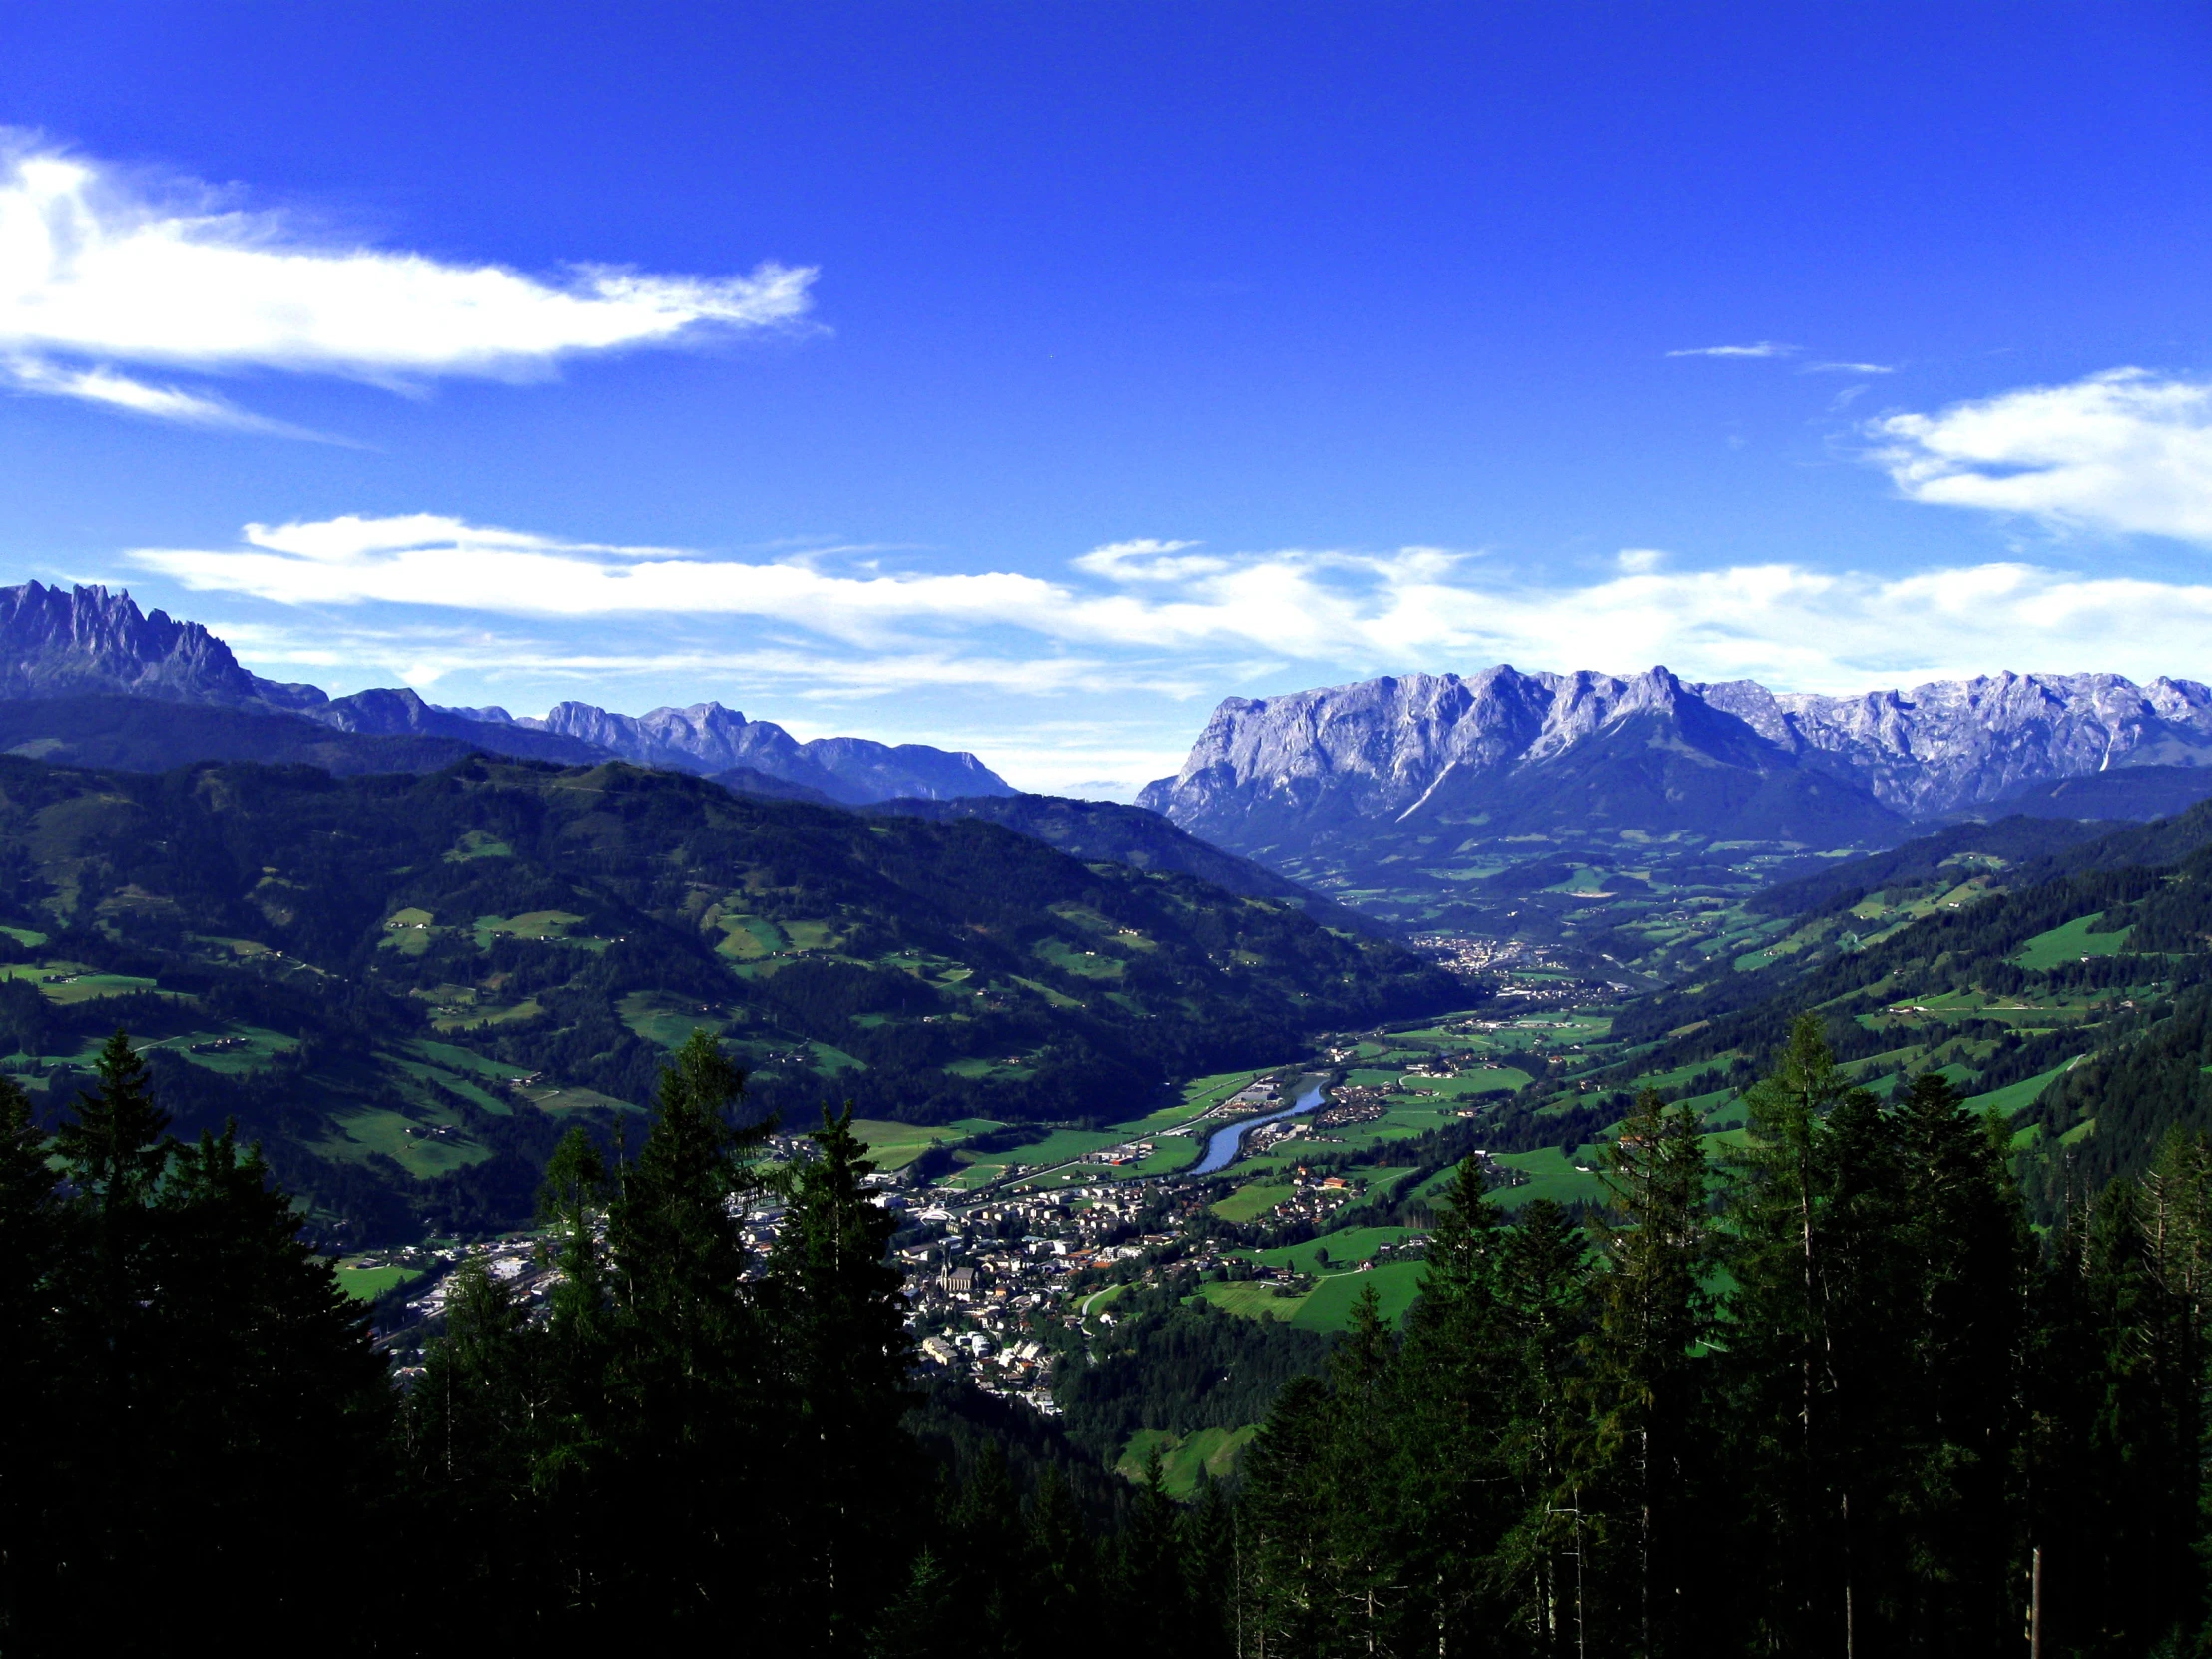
[618,990,727,1051]
[1246,1225,1417,1276]
[1211,1180,1295,1223]
[384,1053,511,1115]
[1401,1067,1532,1097]
[960,1126,1122,1169]
[445,830,512,862]
[410,1040,532,1082]
[133,1025,296,1075]
[2013,914,2134,970]
[1117,1425,1258,1498]
[1033,938,1124,979]
[1489,1147,1610,1211]
[474,910,590,947]
[1965,1059,2083,1118]
[848,1119,979,1171]
[1131,1137,1200,1176]
[524,1084,640,1116]
[1291,1261,1426,1331]
[334,1262,423,1301]
[0,962,169,1005]
[1009,974,1082,1009]
[432,997,542,1033]
[318,1107,493,1180]
[1196,1280,1301,1321]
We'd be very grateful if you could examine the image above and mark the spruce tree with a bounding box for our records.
[602,1027,767,1632]
[763,1106,921,1651]
[1586,1087,1713,1658]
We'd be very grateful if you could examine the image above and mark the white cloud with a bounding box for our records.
[0,141,814,426]
[1666,341,1795,359]
[1068,539,1225,581]
[3,355,345,440]
[131,511,2212,700]
[1872,368,2212,544]
[1805,360,1895,375]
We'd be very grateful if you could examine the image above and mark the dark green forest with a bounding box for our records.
[11,1015,2212,1656]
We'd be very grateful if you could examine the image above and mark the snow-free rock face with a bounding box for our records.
[516,700,1016,804]
[0,582,326,711]
[1138,666,2212,854]
[1698,673,2212,816]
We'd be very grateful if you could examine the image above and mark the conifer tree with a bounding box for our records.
[1495,1198,1592,1656]
[602,1027,768,1632]
[1586,1087,1713,1657]
[764,1106,921,1651]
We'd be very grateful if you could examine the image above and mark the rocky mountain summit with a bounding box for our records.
[501,700,1014,803]
[0,583,1012,803]
[1139,665,2212,856]
[0,581,328,712]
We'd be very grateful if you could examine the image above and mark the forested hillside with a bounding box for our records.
[0,752,1456,1242]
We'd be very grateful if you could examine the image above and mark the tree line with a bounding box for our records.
[1234,1014,2212,1657]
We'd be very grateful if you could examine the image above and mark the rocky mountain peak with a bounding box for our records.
[0,580,325,711]
[1140,663,2212,854]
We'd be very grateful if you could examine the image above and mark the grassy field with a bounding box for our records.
[319,1107,493,1179]
[2012,914,2134,970]
[1211,1180,1295,1223]
[132,1024,298,1076]
[1963,1059,2083,1117]
[1489,1146,1610,1211]
[1402,1068,1533,1097]
[1290,1261,1426,1330]
[1117,1425,1258,1497]
[385,1053,511,1114]
[1247,1225,1416,1275]
[848,1118,985,1170]
[1196,1280,1302,1321]
[617,990,727,1051]
[334,1262,423,1301]
[961,1127,1124,1169]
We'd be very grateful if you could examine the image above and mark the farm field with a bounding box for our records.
[334,1262,422,1301]
[1211,1180,1295,1223]
[2011,914,2133,970]
[1243,1224,1417,1276]
[1489,1146,1609,1211]
[850,1118,999,1170]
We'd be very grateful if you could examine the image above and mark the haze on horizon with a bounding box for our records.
[1,2,2207,799]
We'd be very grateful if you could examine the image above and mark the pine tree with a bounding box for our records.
[1891,1073,2032,1652]
[602,1027,769,1633]
[1495,1199,1593,1657]
[763,1106,922,1651]
[1396,1155,1517,1650]
[1586,1087,1714,1658]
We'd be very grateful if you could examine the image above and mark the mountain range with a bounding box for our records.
[0,582,1013,804]
[1139,664,2212,854]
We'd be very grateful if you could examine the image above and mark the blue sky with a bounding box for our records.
[1,3,2209,796]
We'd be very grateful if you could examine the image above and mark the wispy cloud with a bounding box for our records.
[131,514,2212,703]
[1805,360,1895,375]
[1665,341,1796,359]
[0,138,815,430]
[1871,368,2212,545]
[3,356,349,441]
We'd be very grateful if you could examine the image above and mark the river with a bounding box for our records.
[1190,1079,1325,1176]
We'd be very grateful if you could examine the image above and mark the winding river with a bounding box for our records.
[1190,1079,1325,1176]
